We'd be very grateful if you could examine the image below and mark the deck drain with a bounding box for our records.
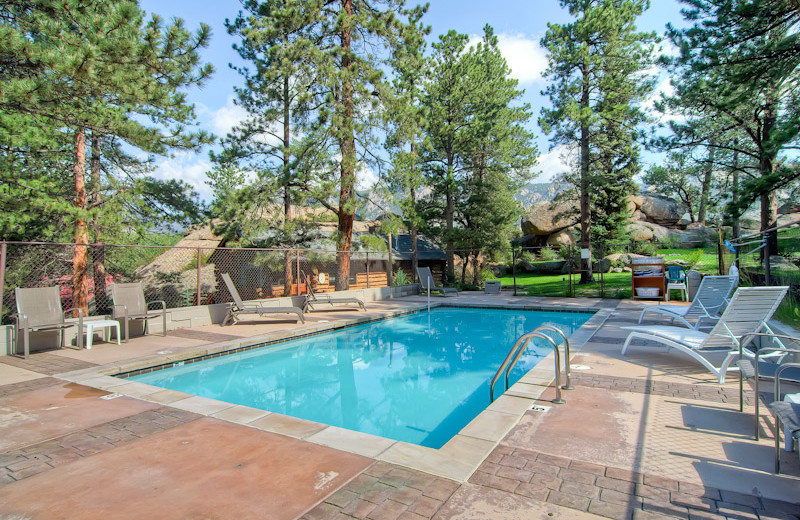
[100,393,123,400]
[570,364,591,370]
[530,404,551,413]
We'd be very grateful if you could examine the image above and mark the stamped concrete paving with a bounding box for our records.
[1,295,799,520]
[0,417,372,520]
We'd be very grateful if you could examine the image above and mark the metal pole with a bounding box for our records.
[296,248,301,295]
[568,247,573,297]
[196,247,202,306]
[512,248,517,296]
[366,252,370,288]
[0,242,6,318]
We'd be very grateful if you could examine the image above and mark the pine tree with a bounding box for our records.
[458,26,536,283]
[421,30,472,281]
[664,0,800,253]
[384,5,429,278]
[541,0,654,282]
[1,0,213,313]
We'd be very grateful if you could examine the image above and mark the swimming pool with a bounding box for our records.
[130,307,592,448]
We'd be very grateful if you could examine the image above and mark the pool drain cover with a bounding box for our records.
[530,404,551,413]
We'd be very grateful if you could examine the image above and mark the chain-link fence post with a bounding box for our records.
[567,245,573,297]
[512,247,517,296]
[0,242,6,317]
[295,248,301,295]
[195,247,202,305]
[599,242,605,298]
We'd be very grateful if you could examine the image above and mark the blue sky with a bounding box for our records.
[138,0,687,201]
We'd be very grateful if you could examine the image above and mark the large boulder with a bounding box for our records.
[521,199,578,236]
[593,258,611,273]
[770,255,800,272]
[777,212,800,229]
[628,222,653,241]
[638,195,682,226]
[629,221,671,242]
[546,228,575,246]
[604,253,646,266]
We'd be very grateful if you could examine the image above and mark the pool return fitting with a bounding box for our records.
[489,326,572,403]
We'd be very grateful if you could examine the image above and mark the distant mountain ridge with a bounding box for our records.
[355,182,561,221]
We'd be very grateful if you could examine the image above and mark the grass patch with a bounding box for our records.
[490,272,632,298]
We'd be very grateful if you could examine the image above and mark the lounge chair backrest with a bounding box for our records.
[15,286,63,327]
[221,273,246,308]
[666,266,686,282]
[302,272,318,299]
[702,286,789,349]
[417,267,436,290]
[685,275,738,317]
[111,282,148,315]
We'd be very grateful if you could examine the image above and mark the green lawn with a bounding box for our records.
[490,272,632,298]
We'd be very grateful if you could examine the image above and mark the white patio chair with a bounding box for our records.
[623,286,789,383]
[637,275,738,330]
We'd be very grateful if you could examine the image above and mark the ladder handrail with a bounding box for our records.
[490,332,534,402]
[504,326,570,392]
[490,326,570,403]
[489,326,573,403]
[535,326,572,390]
[525,332,565,404]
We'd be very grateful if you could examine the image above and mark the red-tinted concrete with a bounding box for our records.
[0,382,158,452]
[0,417,373,520]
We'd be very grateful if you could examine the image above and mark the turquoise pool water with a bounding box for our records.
[131,307,591,448]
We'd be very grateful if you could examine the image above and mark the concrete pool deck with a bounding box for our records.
[0,293,798,519]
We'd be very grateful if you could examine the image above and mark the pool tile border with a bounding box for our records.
[56,302,613,482]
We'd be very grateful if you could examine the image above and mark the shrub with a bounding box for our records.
[393,270,410,286]
[539,246,558,261]
[634,242,658,257]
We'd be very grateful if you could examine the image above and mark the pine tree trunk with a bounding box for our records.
[336,0,355,291]
[72,128,89,316]
[732,140,740,239]
[760,96,779,258]
[445,157,455,282]
[579,62,594,284]
[283,73,294,295]
[410,143,418,276]
[90,133,107,313]
[698,143,714,225]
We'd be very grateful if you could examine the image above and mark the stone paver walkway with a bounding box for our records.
[0,295,798,520]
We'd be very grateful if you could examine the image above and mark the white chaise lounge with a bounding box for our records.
[622,286,789,383]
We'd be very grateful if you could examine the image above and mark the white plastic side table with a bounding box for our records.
[83,319,121,350]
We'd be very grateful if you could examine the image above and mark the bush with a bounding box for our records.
[539,246,558,261]
[634,242,658,257]
[393,270,410,286]
[558,246,578,261]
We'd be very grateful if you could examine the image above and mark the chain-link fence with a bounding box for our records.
[3,228,800,327]
[0,242,392,325]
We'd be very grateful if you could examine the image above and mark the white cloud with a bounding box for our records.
[357,163,378,191]
[149,151,213,202]
[467,33,548,86]
[207,95,248,138]
[534,144,577,182]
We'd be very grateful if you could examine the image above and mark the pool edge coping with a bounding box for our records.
[55,301,615,482]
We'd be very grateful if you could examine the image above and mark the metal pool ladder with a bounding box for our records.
[489,326,572,403]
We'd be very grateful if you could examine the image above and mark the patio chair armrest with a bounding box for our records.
[13,313,27,328]
[147,300,167,311]
[63,307,84,318]
[112,304,128,318]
